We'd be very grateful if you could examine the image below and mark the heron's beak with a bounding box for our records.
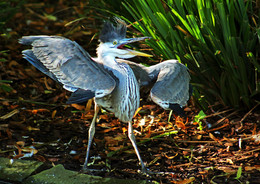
[117,37,153,57]
[127,49,153,57]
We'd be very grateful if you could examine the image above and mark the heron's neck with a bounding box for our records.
[99,54,125,79]
[98,53,116,67]
[97,44,117,68]
[96,44,124,78]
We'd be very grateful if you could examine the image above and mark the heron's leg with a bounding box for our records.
[128,121,147,173]
[83,103,99,170]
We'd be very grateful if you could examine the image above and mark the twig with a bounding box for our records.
[225,147,260,161]
[207,123,230,132]
[210,111,238,128]
[0,98,66,107]
[0,109,19,120]
[174,140,217,144]
[205,109,233,118]
[107,130,178,157]
[234,147,260,156]
[25,7,47,21]
[239,103,259,123]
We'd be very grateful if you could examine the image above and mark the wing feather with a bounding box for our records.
[149,60,190,108]
[19,36,116,97]
[118,59,191,112]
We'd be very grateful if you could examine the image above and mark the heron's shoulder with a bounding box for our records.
[163,60,188,68]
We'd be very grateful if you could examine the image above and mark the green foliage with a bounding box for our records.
[106,0,259,110]
[0,80,13,93]
[234,166,242,181]
[0,50,8,62]
[194,110,206,130]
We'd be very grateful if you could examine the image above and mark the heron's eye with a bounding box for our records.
[113,40,117,45]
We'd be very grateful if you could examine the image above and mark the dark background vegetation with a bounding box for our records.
[0,0,259,183]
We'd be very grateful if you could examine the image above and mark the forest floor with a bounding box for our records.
[0,1,260,183]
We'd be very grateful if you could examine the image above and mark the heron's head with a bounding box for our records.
[97,20,152,59]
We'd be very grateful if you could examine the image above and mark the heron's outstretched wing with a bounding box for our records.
[21,49,60,82]
[19,36,116,103]
[148,60,190,116]
[116,59,151,87]
[119,59,191,117]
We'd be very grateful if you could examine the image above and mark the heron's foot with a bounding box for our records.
[138,167,154,176]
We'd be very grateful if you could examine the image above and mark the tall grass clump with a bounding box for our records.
[108,0,259,110]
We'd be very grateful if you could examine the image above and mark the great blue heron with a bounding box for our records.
[19,19,191,173]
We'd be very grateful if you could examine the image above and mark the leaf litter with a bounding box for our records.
[0,1,260,183]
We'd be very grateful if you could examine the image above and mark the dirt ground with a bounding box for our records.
[1,1,260,183]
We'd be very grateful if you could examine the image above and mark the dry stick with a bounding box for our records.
[174,140,217,144]
[239,103,259,123]
[234,147,260,156]
[207,123,230,132]
[205,109,233,118]
[0,109,20,120]
[0,98,64,107]
[107,130,178,157]
[225,147,260,162]
[25,7,47,21]
[210,111,238,128]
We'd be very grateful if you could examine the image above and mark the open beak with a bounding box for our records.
[117,37,153,57]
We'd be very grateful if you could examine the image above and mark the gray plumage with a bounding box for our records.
[118,59,191,109]
[99,20,127,43]
[19,19,191,173]
[20,36,116,97]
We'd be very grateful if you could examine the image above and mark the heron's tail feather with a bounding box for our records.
[169,103,186,118]
[66,89,95,104]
